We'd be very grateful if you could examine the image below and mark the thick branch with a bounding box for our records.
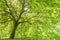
[17,0,25,21]
[18,16,37,24]
[4,0,16,22]
[3,9,16,22]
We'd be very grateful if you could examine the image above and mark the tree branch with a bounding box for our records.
[18,16,37,24]
[4,0,16,22]
[17,0,25,21]
[18,21,32,25]
[27,16,37,21]
[0,12,12,20]
[9,2,17,17]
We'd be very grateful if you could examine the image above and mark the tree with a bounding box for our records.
[0,0,60,39]
[0,0,32,39]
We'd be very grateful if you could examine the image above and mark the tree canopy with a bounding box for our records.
[0,0,60,40]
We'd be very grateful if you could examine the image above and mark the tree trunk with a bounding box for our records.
[10,22,18,39]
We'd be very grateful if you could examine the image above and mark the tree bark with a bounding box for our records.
[10,22,18,39]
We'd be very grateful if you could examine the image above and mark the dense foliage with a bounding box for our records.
[0,0,60,40]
